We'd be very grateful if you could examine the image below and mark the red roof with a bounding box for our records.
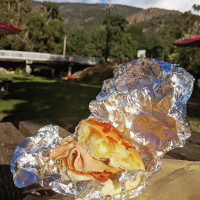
[0,22,21,36]
[174,34,200,47]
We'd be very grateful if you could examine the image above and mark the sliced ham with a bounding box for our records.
[50,137,77,160]
[51,137,122,182]
[67,144,120,174]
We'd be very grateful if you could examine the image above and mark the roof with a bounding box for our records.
[0,22,21,36]
[174,34,200,47]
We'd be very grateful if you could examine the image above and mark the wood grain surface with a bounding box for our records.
[0,122,25,200]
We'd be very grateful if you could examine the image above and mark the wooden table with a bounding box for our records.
[0,119,200,200]
[0,122,25,200]
[0,119,72,200]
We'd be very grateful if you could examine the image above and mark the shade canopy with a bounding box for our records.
[174,34,200,47]
[0,22,21,36]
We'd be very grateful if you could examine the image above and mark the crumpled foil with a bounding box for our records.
[11,58,195,199]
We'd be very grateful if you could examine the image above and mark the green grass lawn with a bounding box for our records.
[0,74,199,132]
[0,74,101,126]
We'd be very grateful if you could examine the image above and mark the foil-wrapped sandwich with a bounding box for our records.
[50,118,145,196]
[11,58,195,199]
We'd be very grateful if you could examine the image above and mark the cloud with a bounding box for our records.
[112,0,199,12]
[153,0,199,12]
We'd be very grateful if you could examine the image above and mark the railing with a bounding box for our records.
[0,50,104,65]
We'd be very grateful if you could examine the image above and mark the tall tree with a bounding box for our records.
[103,14,137,61]
[66,26,91,56]
[180,11,200,35]
[27,14,46,52]
[146,33,164,59]
[0,0,32,28]
[41,1,62,24]
[85,25,107,58]
[0,0,33,50]
[127,25,147,49]
[43,19,66,54]
[0,1,67,54]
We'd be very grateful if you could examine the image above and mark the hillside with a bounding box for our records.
[32,2,142,31]
[59,3,142,31]
[128,8,181,25]
[32,2,181,31]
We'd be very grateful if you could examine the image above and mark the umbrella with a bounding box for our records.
[174,34,200,47]
[0,22,21,36]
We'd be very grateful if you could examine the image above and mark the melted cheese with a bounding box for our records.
[77,118,145,171]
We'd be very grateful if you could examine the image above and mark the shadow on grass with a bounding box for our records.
[1,80,101,127]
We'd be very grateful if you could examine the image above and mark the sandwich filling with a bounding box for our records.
[50,118,145,184]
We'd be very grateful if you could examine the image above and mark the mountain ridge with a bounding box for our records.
[32,1,181,31]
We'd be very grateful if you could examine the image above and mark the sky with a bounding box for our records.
[37,0,200,13]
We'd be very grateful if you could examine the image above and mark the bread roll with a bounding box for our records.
[50,118,145,196]
[77,118,145,171]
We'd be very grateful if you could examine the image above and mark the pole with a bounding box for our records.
[105,0,112,62]
[63,35,66,55]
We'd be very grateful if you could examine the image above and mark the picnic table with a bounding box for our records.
[0,119,200,200]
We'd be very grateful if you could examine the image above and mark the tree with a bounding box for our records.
[193,4,200,11]
[0,1,67,54]
[180,11,200,35]
[103,14,128,32]
[127,25,147,49]
[43,19,66,54]
[120,33,137,59]
[27,14,46,52]
[168,4,200,79]
[41,1,62,24]
[83,43,99,57]
[66,27,91,56]
[0,0,32,28]
[109,33,137,60]
[146,33,164,59]
[169,45,200,78]
[90,26,107,58]
[0,0,33,51]
[103,14,137,61]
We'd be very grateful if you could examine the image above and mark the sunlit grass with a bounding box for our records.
[0,74,56,83]
[0,99,27,120]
